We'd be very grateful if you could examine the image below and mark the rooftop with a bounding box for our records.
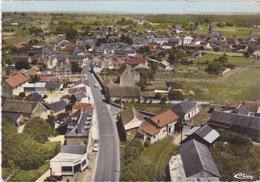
[4,72,29,88]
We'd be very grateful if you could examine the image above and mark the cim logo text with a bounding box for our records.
[234,173,254,180]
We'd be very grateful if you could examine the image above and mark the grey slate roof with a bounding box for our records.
[45,82,62,90]
[209,110,260,130]
[46,100,67,113]
[26,92,43,102]
[73,92,87,101]
[74,79,89,87]
[2,112,22,125]
[60,145,87,155]
[114,49,136,55]
[233,103,250,115]
[191,125,220,144]
[66,111,91,137]
[12,55,29,64]
[180,139,221,178]
[172,99,197,114]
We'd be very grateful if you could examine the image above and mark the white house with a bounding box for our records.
[50,145,89,176]
[172,99,202,121]
[138,109,179,144]
[183,36,193,46]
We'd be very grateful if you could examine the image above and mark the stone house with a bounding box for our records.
[2,72,29,98]
[2,99,48,119]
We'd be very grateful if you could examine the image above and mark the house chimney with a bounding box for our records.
[158,120,160,124]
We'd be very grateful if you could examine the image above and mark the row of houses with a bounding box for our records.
[168,101,260,181]
[116,99,202,144]
[50,108,93,176]
[2,70,94,177]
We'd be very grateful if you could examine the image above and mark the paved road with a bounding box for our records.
[83,66,120,181]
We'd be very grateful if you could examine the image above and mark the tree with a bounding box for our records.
[2,117,56,170]
[6,69,11,76]
[5,58,12,66]
[205,61,224,74]
[38,63,47,71]
[168,90,184,100]
[154,93,162,99]
[120,34,133,45]
[96,38,107,46]
[71,61,82,73]
[168,53,177,64]
[30,74,40,82]
[15,60,30,70]
[23,116,56,143]
[65,27,78,40]
[149,62,158,80]
[31,59,38,65]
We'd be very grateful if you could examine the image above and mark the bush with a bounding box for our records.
[217,128,253,145]
[168,90,184,100]
[15,60,30,70]
[23,117,56,143]
[2,168,12,180]
[12,162,50,181]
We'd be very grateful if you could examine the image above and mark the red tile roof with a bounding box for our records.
[68,86,87,94]
[5,73,29,88]
[151,109,179,128]
[125,58,146,66]
[139,120,159,136]
[75,103,93,113]
[117,63,127,76]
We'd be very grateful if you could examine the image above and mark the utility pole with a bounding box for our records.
[180,118,183,143]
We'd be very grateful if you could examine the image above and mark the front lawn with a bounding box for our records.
[120,140,178,181]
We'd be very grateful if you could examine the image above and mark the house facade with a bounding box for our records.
[116,106,144,141]
[137,109,179,144]
[118,64,138,87]
[50,145,89,176]
[2,72,29,98]
[172,99,202,121]
[2,99,48,119]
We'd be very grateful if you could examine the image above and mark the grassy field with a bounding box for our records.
[182,67,260,102]
[121,141,178,181]
[124,102,172,114]
[195,54,260,67]
[136,141,178,181]
[155,72,218,80]
[195,26,260,38]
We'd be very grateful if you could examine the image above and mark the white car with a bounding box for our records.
[94,83,98,88]
[92,139,99,152]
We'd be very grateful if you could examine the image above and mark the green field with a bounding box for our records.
[195,54,260,67]
[182,67,260,102]
[195,26,260,38]
[121,141,178,181]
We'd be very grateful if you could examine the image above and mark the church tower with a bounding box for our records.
[208,23,213,33]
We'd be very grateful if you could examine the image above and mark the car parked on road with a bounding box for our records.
[93,139,99,152]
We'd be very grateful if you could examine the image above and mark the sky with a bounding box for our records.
[1,0,260,14]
